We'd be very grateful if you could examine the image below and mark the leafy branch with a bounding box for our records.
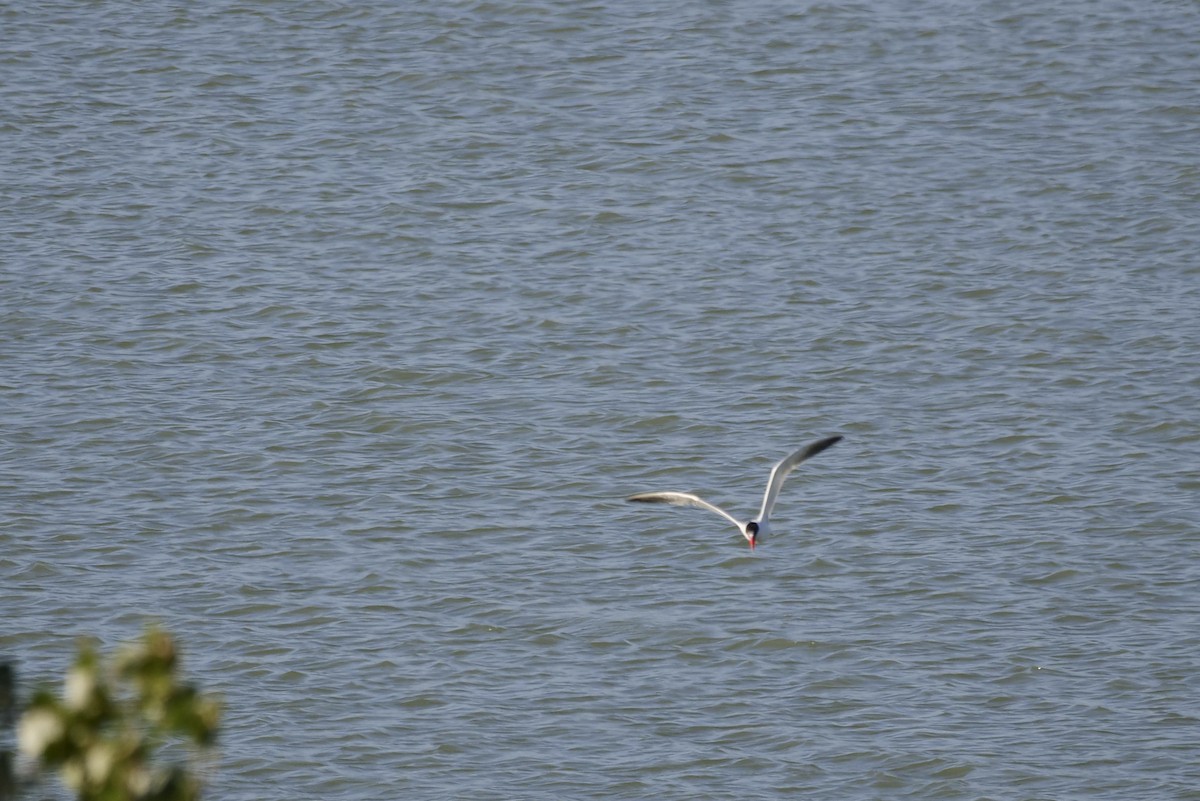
[18,628,220,801]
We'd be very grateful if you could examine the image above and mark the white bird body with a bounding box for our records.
[626,435,842,548]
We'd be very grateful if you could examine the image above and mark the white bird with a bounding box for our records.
[626,436,842,549]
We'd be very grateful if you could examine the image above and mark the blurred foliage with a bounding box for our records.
[17,628,220,801]
[1,662,15,799]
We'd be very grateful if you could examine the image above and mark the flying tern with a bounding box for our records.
[626,435,842,549]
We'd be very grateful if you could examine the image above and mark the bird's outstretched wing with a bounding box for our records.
[626,491,743,530]
[758,435,842,521]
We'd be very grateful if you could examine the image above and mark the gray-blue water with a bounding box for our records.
[3,2,1199,798]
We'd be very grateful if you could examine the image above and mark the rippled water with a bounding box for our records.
[3,2,1199,799]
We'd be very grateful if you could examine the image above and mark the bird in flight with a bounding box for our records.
[626,435,842,549]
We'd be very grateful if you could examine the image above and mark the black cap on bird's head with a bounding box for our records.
[744,521,759,549]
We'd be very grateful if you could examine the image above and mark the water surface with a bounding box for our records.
[3,2,1198,799]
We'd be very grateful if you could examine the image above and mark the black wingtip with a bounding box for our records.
[807,435,843,458]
